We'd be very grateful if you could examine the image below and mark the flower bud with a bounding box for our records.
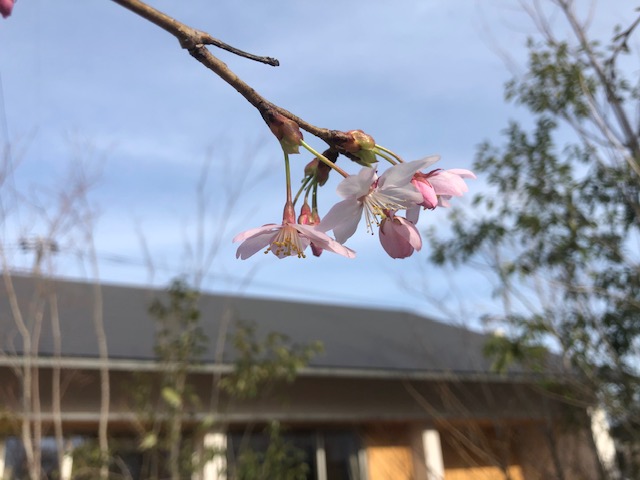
[0,0,15,18]
[349,130,376,151]
[264,110,303,154]
[298,202,323,256]
[298,201,313,225]
[305,158,330,186]
[379,211,422,259]
[339,130,374,153]
[338,130,377,166]
[304,159,318,178]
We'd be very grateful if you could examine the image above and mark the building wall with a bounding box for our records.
[514,423,602,480]
[364,425,415,480]
[440,424,525,480]
[439,420,604,480]
[0,367,576,425]
[0,366,604,480]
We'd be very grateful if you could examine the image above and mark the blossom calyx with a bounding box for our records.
[283,201,297,224]
[264,110,303,154]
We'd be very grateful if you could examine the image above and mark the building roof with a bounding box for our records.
[0,273,556,380]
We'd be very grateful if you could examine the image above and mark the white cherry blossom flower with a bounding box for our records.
[321,156,439,244]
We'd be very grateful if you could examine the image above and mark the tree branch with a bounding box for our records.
[556,0,640,163]
[111,0,353,149]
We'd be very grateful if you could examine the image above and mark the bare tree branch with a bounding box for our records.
[110,0,355,150]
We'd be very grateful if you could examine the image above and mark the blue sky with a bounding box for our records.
[0,1,633,327]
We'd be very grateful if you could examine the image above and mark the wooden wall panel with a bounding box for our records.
[365,425,415,480]
[441,425,525,480]
[445,465,524,480]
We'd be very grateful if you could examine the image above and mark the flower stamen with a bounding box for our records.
[264,225,307,258]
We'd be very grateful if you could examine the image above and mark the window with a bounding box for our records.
[324,432,362,480]
[3,436,70,480]
[226,428,364,480]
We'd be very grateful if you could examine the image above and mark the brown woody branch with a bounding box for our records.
[111,0,353,149]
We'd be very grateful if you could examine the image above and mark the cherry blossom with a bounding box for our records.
[408,168,476,222]
[233,221,355,260]
[379,211,422,259]
[320,156,439,244]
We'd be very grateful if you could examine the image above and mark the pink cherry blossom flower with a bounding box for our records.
[233,221,355,260]
[379,210,422,259]
[0,0,14,18]
[407,168,476,222]
[321,156,440,244]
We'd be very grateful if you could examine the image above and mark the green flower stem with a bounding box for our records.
[375,144,405,163]
[312,182,318,210]
[373,149,398,165]
[300,140,349,178]
[293,175,313,206]
[284,151,293,203]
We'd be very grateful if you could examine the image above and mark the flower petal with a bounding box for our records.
[319,199,363,244]
[412,178,438,209]
[233,224,279,243]
[379,218,415,259]
[336,167,377,198]
[429,171,469,196]
[380,185,423,207]
[295,224,356,258]
[380,156,440,188]
[438,195,452,208]
[446,169,476,179]
[394,216,422,251]
[235,231,276,259]
[378,212,422,259]
[406,204,420,224]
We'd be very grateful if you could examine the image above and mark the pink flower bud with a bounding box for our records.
[298,202,324,257]
[298,202,313,225]
[0,0,15,18]
[379,211,422,259]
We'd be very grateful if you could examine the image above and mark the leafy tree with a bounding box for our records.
[220,321,323,400]
[428,1,640,476]
[128,280,323,479]
[229,422,310,480]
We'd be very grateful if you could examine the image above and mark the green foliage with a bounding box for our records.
[505,39,597,118]
[428,5,640,461]
[230,423,310,480]
[124,278,209,480]
[149,278,208,367]
[483,330,548,375]
[127,280,323,479]
[220,321,323,400]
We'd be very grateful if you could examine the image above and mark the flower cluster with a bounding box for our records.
[234,123,475,260]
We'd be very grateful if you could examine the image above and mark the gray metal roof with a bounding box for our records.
[0,273,553,378]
